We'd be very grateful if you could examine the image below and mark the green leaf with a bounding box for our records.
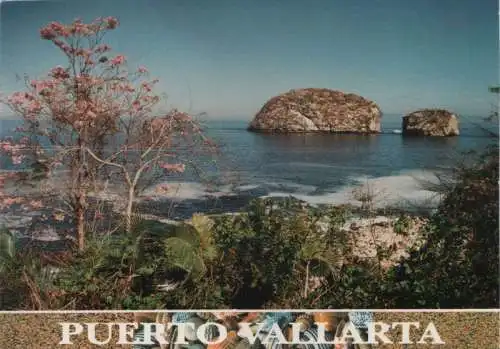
[0,227,15,261]
[164,237,206,278]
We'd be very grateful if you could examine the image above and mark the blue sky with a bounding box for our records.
[0,0,498,119]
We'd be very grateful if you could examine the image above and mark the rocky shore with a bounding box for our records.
[1,187,429,269]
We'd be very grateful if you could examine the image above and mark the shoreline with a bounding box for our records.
[1,172,441,235]
[2,188,431,270]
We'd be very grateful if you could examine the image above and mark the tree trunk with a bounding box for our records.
[75,193,85,251]
[125,186,135,233]
[304,261,310,298]
[74,139,87,251]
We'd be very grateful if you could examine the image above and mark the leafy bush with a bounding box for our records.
[208,198,351,308]
[0,228,63,310]
[382,146,499,308]
[51,217,178,309]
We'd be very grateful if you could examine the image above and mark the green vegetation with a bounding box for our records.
[384,146,499,308]
[0,146,497,310]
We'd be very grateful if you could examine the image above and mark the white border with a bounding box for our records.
[0,309,498,314]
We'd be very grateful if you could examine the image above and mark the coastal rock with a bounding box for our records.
[341,215,428,269]
[248,88,382,133]
[402,109,459,136]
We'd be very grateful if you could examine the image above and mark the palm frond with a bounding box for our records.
[171,223,201,246]
[164,237,206,279]
[299,239,340,275]
[0,227,15,261]
[189,213,214,238]
[188,213,217,261]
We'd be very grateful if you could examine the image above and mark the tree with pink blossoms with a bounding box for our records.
[84,105,216,233]
[1,17,212,249]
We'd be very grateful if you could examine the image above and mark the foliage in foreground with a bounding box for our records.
[383,146,499,308]
[0,148,498,310]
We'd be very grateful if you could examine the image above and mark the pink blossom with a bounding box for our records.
[49,22,68,36]
[141,95,153,103]
[111,82,134,93]
[204,139,216,147]
[11,155,25,165]
[160,163,185,173]
[123,84,135,92]
[30,79,56,94]
[91,17,104,26]
[141,95,160,104]
[154,184,170,194]
[141,82,152,92]
[53,39,73,54]
[72,22,91,35]
[50,66,70,80]
[2,197,18,206]
[8,92,30,105]
[132,100,141,111]
[75,48,89,57]
[27,100,42,114]
[40,27,56,40]
[110,55,125,66]
[0,142,12,152]
[29,200,43,209]
[86,110,97,119]
[104,17,119,29]
[137,66,148,74]
[94,44,111,54]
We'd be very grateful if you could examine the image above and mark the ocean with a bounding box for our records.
[192,115,497,208]
[0,115,498,217]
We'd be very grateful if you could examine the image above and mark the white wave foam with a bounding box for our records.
[262,191,354,206]
[143,181,236,201]
[262,181,317,193]
[234,184,260,191]
[268,162,345,169]
[141,170,443,209]
[263,170,442,208]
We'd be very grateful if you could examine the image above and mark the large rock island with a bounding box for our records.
[402,109,459,136]
[248,88,382,133]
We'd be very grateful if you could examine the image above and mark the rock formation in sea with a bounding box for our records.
[248,88,382,133]
[402,109,460,136]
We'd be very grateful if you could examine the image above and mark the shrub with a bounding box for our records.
[383,146,499,308]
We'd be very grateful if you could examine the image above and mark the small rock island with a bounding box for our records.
[402,109,460,136]
[248,88,382,134]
